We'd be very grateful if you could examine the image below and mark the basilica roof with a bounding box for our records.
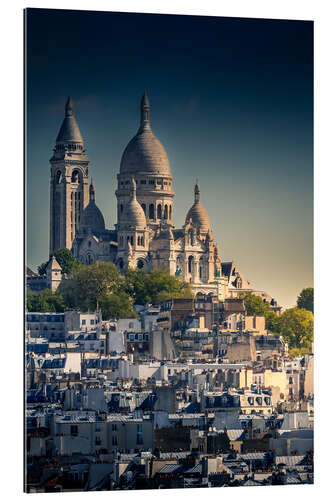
[185,183,211,233]
[79,181,105,232]
[56,96,84,144]
[120,92,171,176]
[80,202,105,233]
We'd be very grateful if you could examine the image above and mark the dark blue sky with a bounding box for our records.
[25,9,313,308]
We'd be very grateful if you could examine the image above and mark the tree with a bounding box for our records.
[297,287,314,313]
[26,289,65,312]
[98,291,138,320]
[264,310,281,334]
[124,268,193,305]
[123,269,151,305]
[38,248,82,276]
[242,292,271,317]
[241,292,281,334]
[59,262,125,312]
[279,307,314,350]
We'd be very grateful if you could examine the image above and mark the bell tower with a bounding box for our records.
[49,97,90,254]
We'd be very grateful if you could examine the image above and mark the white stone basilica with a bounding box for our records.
[49,92,276,303]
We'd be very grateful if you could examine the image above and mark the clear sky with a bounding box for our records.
[25,8,313,309]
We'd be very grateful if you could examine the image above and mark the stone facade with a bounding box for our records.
[48,93,279,305]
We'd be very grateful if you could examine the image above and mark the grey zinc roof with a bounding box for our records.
[275,455,307,466]
[158,464,183,474]
[240,453,267,461]
[159,452,191,460]
[184,464,202,474]
[227,429,246,441]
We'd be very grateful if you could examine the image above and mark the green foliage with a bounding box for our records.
[279,307,314,350]
[297,287,314,313]
[241,292,281,333]
[124,268,193,305]
[38,248,81,276]
[98,291,138,320]
[59,264,193,318]
[59,261,123,312]
[288,346,312,358]
[26,289,65,313]
[264,310,281,334]
[38,261,48,276]
[242,292,271,316]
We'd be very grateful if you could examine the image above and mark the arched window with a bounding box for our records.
[120,204,123,214]
[188,256,194,273]
[149,204,154,220]
[189,229,194,246]
[236,278,242,289]
[71,170,80,183]
[130,236,133,246]
[141,203,146,215]
[164,205,168,219]
[169,205,172,219]
[56,170,62,184]
[199,257,204,279]
[137,236,140,246]
[157,204,162,219]
[141,236,145,246]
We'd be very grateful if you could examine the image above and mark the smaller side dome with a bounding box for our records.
[185,182,211,233]
[121,178,146,229]
[79,180,105,233]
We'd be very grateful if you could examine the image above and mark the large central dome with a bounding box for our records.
[120,92,171,175]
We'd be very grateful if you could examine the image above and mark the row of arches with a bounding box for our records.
[177,255,208,281]
[118,202,172,221]
[118,234,145,248]
[142,203,172,221]
[55,169,83,184]
[116,258,145,270]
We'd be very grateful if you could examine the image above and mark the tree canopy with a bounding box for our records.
[38,248,82,276]
[58,262,123,313]
[26,289,65,313]
[98,291,138,320]
[241,292,280,333]
[279,307,314,351]
[297,287,314,313]
[124,268,193,305]
[242,292,271,317]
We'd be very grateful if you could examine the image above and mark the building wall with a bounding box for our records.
[304,356,314,397]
